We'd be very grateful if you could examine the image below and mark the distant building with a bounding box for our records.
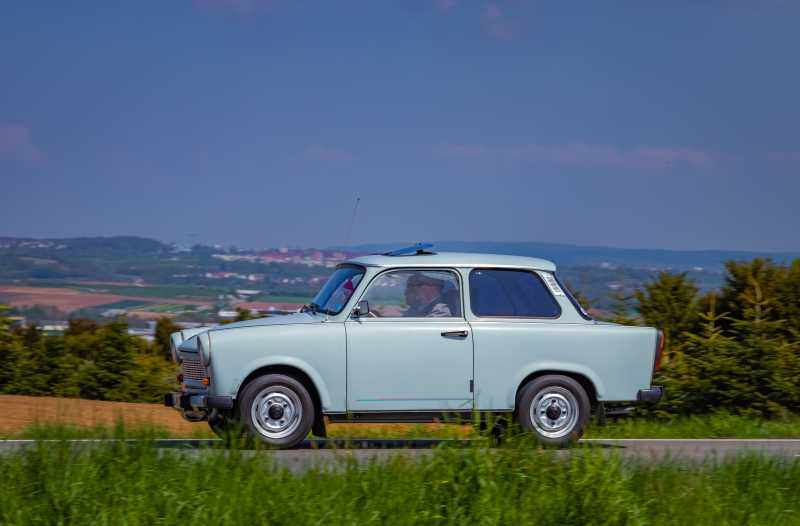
[236,289,261,297]
[127,327,154,342]
[37,321,69,335]
[101,308,128,318]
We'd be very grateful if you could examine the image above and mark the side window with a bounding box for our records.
[469,269,561,318]
[360,270,462,318]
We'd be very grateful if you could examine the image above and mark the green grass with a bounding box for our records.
[72,283,225,299]
[0,432,798,525]
[324,413,800,440]
[5,412,799,441]
[585,412,800,439]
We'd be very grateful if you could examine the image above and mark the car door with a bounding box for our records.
[345,268,474,412]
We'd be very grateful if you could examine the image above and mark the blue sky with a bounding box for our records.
[1,1,798,251]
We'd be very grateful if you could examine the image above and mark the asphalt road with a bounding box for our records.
[1,438,799,470]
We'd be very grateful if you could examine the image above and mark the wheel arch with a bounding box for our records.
[238,364,324,422]
[514,369,599,411]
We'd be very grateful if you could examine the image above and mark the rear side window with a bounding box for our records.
[469,269,561,318]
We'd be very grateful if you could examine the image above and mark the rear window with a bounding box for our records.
[469,269,561,318]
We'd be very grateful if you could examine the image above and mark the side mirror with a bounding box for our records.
[352,300,370,317]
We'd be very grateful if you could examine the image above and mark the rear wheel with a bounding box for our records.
[516,375,590,447]
[237,374,314,449]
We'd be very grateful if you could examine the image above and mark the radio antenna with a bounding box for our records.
[343,197,360,248]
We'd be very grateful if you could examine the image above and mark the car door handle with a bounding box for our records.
[441,330,469,338]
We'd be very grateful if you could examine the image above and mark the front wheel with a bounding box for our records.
[516,375,590,447]
[237,374,314,449]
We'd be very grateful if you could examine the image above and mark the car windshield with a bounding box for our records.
[310,265,365,315]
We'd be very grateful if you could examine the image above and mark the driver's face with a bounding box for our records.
[405,282,439,306]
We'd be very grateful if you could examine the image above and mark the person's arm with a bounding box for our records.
[428,303,452,317]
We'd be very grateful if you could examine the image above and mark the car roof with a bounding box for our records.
[344,251,557,272]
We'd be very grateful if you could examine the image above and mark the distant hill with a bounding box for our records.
[2,235,798,313]
[341,241,800,272]
[0,236,170,257]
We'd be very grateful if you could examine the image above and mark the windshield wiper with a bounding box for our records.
[301,302,322,314]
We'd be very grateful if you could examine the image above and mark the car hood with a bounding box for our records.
[210,312,323,332]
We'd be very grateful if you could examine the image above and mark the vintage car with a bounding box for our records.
[165,245,663,447]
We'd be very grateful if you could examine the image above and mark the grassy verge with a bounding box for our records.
[3,412,800,440]
[585,412,800,439]
[0,436,798,525]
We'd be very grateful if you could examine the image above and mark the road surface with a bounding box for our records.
[1,438,798,471]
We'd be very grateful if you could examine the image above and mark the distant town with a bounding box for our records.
[2,235,796,342]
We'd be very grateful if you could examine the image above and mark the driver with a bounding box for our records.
[404,273,452,317]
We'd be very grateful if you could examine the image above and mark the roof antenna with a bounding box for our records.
[343,197,360,248]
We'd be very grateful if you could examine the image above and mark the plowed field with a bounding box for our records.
[0,396,470,438]
[0,286,210,312]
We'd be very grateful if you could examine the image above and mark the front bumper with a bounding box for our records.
[636,386,664,404]
[165,391,234,421]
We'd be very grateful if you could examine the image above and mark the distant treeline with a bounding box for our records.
[0,316,181,403]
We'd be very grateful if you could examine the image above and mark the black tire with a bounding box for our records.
[516,375,590,447]
[236,374,315,449]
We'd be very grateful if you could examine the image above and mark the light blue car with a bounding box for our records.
[165,245,664,447]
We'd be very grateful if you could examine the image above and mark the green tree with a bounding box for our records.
[11,326,51,396]
[656,299,742,415]
[127,354,178,403]
[605,291,638,325]
[153,317,180,361]
[774,259,800,336]
[0,305,20,392]
[634,272,699,359]
[87,320,137,401]
[728,277,800,415]
[235,308,254,321]
[64,318,98,337]
[717,259,784,331]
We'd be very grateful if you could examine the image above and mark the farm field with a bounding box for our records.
[0,285,213,313]
[0,396,469,439]
[0,395,212,437]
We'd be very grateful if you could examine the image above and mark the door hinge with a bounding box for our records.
[469,379,474,393]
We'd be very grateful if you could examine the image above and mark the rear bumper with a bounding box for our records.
[636,386,664,404]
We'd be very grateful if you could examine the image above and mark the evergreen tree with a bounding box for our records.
[775,259,800,336]
[657,298,742,414]
[634,272,699,360]
[605,291,639,325]
[11,326,51,395]
[0,305,20,392]
[64,318,98,337]
[88,320,137,401]
[717,259,785,332]
[729,277,800,415]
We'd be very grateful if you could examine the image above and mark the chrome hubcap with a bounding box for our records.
[251,389,302,439]
[530,387,579,439]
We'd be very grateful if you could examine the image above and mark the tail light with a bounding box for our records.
[653,330,665,372]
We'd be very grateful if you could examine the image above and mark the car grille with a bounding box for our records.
[181,354,206,382]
